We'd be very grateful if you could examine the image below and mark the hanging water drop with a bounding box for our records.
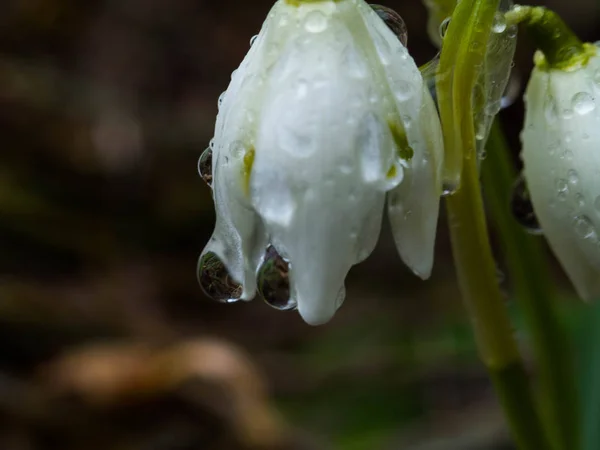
[249,35,258,47]
[197,252,243,303]
[492,12,507,33]
[304,10,328,33]
[572,92,596,115]
[511,174,542,235]
[257,246,296,311]
[439,18,451,38]
[371,5,408,47]
[198,147,213,187]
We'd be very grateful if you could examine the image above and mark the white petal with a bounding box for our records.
[252,2,389,324]
[522,51,600,300]
[359,4,444,279]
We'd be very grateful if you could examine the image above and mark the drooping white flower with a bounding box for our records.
[199,0,444,325]
[522,45,600,300]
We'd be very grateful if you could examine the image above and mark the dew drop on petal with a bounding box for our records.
[198,147,213,187]
[573,92,595,115]
[304,11,328,33]
[576,193,586,207]
[492,12,507,33]
[258,246,296,311]
[249,35,258,47]
[556,178,569,194]
[510,174,543,235]
[371,4,408,46]
[439,17,451,39]
[197,252,243,303]
[567,169,579,185]
[573,215,598,241]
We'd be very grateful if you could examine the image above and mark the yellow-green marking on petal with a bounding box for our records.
[389,121,414,161]
[243,147,255,195]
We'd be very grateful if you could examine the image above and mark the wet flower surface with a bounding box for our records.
[198,0,444,325]
[522,44,600,300]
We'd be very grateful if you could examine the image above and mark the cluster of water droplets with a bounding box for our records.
[474,0,518,158]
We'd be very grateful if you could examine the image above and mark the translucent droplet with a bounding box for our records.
[575,193,586,207]
[567,169,579,185]
[442,182,459,197]
[573,215,598,240]
[556,178,569,194]
[197,252,243,303]
[572,92,596,115]
[371,5,408,46]
[511,174,542,235]
[439,18,451,38]
[249,35,258,47]
[492,12,507,33]
[218,92,226,109]
[258,246,296,311]
[304,11,328,33]
[198,147,213,187]
[563,150,574,161]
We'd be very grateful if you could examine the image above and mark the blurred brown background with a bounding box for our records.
[0,0,598,449]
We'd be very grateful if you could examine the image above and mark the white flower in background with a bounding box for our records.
[198,0,444,325]
[522,45,600,300]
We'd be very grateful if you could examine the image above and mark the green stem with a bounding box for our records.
[482,120,580,450]
[440,2,550,449]
[436,0,474,193]
[506,5,593,70]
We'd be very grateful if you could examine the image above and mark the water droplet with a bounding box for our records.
[595,195,600,212]
[394,80,413,102]
[439,18,451,38]
[229,140,246,158]
[576,193,586,207]
[492,12,507,33]
[258,246,296,311]
[249,35,258,47]
[568,169,579,185]
[197,252,243,303]
[304,10,328,33]
[442,182,458,197]
[218,92,226,109]
[563,150,574,161]
[511,174,542,235]
[198,147,213,187]
[556,178,569,193]
[371,5,408,46]
[573,215,598,240]
[572,92,596,115]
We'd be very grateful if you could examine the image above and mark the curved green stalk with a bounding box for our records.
[440,1,550,449]
[482,120,580,450]
[436,0,474,192]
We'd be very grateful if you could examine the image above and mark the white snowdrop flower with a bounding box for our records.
[522,44,600,300]
[198,0,444,325]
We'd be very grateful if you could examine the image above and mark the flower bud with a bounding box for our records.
[199,0,444,324]
[522,44,600,300]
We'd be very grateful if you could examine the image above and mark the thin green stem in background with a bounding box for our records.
[482,120,580,450]
[439,1,551,449]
